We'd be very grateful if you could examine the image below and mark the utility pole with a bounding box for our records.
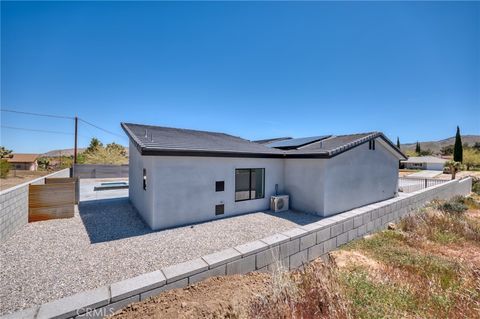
[74,116,78,164]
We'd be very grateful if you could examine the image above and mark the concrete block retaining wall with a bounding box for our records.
[2,177,472,319]
[0,169,70,242]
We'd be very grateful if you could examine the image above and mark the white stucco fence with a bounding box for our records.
[3,177,471,319]
[0,169,70,242]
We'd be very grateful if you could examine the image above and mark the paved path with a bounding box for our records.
[0,197,320,315]
[407,170,442,178]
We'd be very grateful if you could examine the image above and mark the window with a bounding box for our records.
[215,204,224,215]
[235,168,265,201]
[143,168,147,190]
[369,139,376,150]
[215,181,224,192]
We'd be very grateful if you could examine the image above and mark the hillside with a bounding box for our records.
[42,147,129,157]
[42,148,86,157]
[401,135,480,154]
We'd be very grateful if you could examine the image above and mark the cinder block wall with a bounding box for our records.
[1,177,472,319]
[0,168,71,242]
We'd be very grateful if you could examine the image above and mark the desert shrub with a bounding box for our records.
[436,196,469,214]
[472,178,480,195]
[0,159,10,178]
[400,199,480,243]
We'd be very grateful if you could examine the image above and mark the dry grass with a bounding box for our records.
[240,260,351,319]
[337,195,480,319]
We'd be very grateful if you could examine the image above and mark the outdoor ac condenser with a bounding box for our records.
[270,195,289,213]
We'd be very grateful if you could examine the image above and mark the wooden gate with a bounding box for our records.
[29,178,77,222]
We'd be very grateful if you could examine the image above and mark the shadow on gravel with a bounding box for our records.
[79,198,153,243]
[79,199,321,244]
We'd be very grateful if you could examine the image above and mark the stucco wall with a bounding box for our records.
[283,159,327,214]
[322,140,399,216]
[426,163,445,171]
[142,156,285,230]
[129,138,402,229]
[128,142,154,227]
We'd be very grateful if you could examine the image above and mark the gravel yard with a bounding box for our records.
[0,197,320,315]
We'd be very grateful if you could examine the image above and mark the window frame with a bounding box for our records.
[234,168,265,202]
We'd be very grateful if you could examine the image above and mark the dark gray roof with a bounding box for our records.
[121,122,406,159]
[121,123,284,157]
[266,135,331,149]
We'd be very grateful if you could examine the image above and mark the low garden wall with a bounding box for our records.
[3,177,472,319]
[0,168,70,242]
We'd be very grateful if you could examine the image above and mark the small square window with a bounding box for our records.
[215,181,224,192]
[215,204,224,215]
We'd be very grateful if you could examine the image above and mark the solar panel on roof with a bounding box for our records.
[266,135,331,149]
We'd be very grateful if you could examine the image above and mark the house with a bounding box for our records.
[122,123,406,230]
[7,153,39,171]
[401,156,447,171]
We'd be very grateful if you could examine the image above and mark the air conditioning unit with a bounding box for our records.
[271,195,289,212]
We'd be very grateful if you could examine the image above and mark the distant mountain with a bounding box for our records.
[42,148,86,157]
[400,135,480,154]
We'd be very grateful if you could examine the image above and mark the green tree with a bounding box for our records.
[82,139,127,165]
[85,138,103,153]
[418,149,433,156]
[440,145,454,156]
[0,159,10,178]
[396,137,400,149]
[415,142,421,154]
[473,142,480,152]
[37,157,50,170]
[105,142,127,156]
[463,149,480,171]
[454,126,463,162]
[0,146,12,158]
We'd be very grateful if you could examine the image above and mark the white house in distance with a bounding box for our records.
[122,123,406,230]
[401,156,447,171]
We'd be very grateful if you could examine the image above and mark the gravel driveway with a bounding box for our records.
[0,198,320,315]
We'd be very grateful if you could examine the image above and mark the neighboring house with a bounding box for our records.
[122,123,406,230]
[401,156,447,171]
[7,153,39,171]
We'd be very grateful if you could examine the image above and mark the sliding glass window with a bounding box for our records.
[235,168,265,201]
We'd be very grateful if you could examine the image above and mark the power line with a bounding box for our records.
[78,118,126,140]
[1,107,126,140]
[1,109,74,120]
[1,125,75,135]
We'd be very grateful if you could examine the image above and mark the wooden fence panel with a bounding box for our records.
[29,183,75,222]
[45,177,79,204]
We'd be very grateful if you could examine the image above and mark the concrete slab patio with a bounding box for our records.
[0,195,320,315]
[407,170,443,178]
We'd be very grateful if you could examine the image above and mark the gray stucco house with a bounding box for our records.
[122,123,406,230]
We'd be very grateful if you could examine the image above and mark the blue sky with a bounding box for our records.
[1,1,479,153]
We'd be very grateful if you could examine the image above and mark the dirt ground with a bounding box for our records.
[0,170,51,191]
[111,273,272,319]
